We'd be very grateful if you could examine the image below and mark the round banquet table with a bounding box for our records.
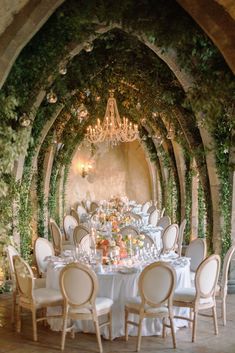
[46,257,191,339]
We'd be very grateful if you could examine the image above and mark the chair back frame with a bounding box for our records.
[73,224,90,246]
[185,238,207,272]
[195,254,221,303]
[63,215,78,242]
[119,225,140,237]
[49,218,63,255]
[148,209,160,227]
[157,215,171,230]
[13,255,34,301]
[161,223,179,254]
[141,201,151,214]
[139,261,176,308]
[60,262,98,309]
[34,237,54,276]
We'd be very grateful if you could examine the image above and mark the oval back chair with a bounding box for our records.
[59,262,113,352]
[157,215,171,231]
[161,223,179,254]
[63,215,78,242]
[34,237,54,277]
[125,261,176,351]
[119,225,139,237]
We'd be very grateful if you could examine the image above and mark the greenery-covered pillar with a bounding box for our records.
[172,140,186,221]
[58,166,65,222]
[198,122,222,254]
[228,139,235,293]
[191,158,199,239]
[43,144,56,238]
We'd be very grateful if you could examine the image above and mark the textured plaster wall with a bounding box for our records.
[65,140,152,209]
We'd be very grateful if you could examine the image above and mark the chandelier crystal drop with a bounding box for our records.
[86,91,139,147]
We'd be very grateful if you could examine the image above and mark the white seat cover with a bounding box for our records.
[34,288,63,305]
[69,297,113,314]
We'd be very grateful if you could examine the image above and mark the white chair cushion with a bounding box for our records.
[174,288,213,305]
[33,288,63,305]
[69,297,113,315]
[126,296,168,315]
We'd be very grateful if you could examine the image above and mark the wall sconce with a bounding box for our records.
[81,163,92,178]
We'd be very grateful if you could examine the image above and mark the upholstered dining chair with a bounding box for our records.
[119,225,140,237]
[173,254,221,342]
[157,215,171,231]
[78,233,92,254]
[90,201,99,213]
[73,224,90,247]
[141,201,151,214]
[13,255,63,341]
[84,199,91,212]
[70,208,80,224]
[59,262,113,353]
[125,261,177,351]
[124,211,142,222]
[77,204,88,222]
[63,214,79,242]
[148,209,160,227]
[176,219,186,257]
[185,238,207,282]
[34,237,54,277]
[49,218,73,255]
[216,244,235,325]
[161,223,179,254]
[147,205,156,214]
[6,245,20,323]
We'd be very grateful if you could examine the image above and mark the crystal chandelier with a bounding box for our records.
[86,91,139,147]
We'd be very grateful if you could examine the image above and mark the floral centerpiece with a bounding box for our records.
[96,232,145,263]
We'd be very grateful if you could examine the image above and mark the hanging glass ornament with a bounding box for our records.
[83,42,94,52]
[19,113,31,127]
[84,88,91,97]
[59,65,67,75]
[47,91,57,104]
[140,117,147,125]
[95,95,101,102]
[76,103,89,122]
[136,102,141,110]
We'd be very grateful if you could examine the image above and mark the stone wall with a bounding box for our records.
[65,140,152,209]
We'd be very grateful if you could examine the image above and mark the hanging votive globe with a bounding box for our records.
[47,91,57,104]
[59,65,67,75]
[19,113,31,127]
[83,42,94,52]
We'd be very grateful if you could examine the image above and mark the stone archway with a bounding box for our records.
[5,9,225,255]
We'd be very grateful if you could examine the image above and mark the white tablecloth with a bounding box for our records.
[46,258,191,339]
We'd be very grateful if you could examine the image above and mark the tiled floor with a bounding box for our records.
[0,293,235,353]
